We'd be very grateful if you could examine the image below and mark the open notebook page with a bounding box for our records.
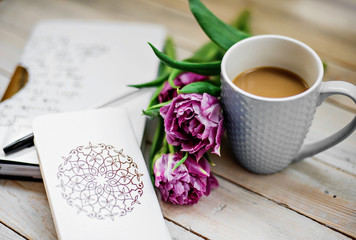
[0,20,165,165]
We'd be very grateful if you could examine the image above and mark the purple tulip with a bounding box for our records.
[158,72,209,103]
[160,93,224,160]
[154,153,218,205]
[158,81,177,104]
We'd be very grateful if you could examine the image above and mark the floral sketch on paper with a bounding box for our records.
[57,142,144,220]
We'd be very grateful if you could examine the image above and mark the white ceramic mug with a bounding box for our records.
[221,35,356,174]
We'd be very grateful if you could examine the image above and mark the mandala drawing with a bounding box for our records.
[57,142,144,220]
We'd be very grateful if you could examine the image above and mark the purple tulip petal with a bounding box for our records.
[161,91,224,159]
[158,72,209,103]
[154,153,218,205]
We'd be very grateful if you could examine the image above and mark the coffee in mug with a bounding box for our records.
[233,66,309,98]
[220,35,356,174]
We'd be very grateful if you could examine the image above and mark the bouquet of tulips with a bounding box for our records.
[130,0,252,205]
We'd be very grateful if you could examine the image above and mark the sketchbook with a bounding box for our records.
[0,20,165,178]
[33,108,171,240]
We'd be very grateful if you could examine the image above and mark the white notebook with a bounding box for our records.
[33,108,171,240]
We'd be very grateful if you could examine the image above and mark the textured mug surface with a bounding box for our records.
[221,78,320,174]
[221,35,324,174]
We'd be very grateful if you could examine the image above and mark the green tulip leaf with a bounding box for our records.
[189,0,251,50]
[148,42,221,75]
[172,152,189,171]
[142,100,172,119]
[178,81,221,97]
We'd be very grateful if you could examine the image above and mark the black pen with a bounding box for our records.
[3,133,34,155]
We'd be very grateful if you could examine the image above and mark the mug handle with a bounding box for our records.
[295,81,356,161]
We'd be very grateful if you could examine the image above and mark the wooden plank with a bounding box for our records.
[238,0,356,42]
[160,176,350,240]
[0,180,56,240]
[165,220,205,240]
[0,0,117,26]
[0,0,204,51]
[210,137,356,237]
[147,0,356,69]
[0,73,10,97]
[0,0,203,69]
[2,0,356,70]
[281,0,356,41]
[0,222,26,240]
[306,102,356,175]
[323,62,356,112]
[0,179,206,239]
[201,0,356,69]
[0,23,24,74]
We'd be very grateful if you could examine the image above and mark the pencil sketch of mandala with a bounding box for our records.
[56,142,144,220]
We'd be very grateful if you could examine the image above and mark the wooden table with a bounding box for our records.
[0,0,355,239]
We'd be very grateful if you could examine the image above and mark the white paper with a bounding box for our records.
[103,88,154,146]
[0,74,9,98]
[0,20,165,164]
[33,108,171,240]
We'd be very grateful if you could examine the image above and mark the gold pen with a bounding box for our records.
[1,65,28,102]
